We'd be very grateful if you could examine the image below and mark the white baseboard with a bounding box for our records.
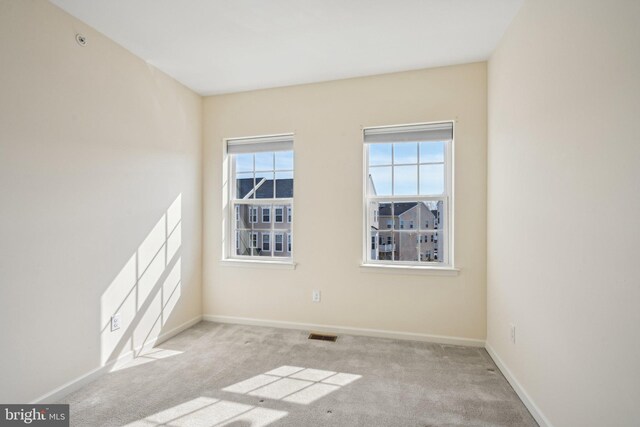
[31,315,202,404]
[202,314,485,347]
[485,343,553,427]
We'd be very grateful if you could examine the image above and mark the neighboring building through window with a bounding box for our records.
[364,122,453,266]
[226,134,294,260]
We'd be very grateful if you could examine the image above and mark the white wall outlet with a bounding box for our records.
[509,323,516,344]
[312,290,321,303]
[111,313,121,331]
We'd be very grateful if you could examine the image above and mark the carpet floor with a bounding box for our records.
[62,322,538,427]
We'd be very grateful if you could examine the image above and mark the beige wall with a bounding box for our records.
[203,63,487,342]
[0,1,202,403]
[487,0,640,426]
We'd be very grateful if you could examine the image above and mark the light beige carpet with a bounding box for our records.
[62,322,537,426]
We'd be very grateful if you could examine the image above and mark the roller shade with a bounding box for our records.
[227,134,294,154]
[364,122,453,144]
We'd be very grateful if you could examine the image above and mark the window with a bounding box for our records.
[287,233,292,252]
[275,233,284,252]
[226,134,294,260]
[364,122,453,266]
[274,206,284,223]
[262,207,271,223]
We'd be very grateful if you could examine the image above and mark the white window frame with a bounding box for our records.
[362,121,455,269]
[223,133,294,264]
[287,207,292,223]
[287,233,292,252]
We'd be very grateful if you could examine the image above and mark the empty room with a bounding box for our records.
[1,0,638,426]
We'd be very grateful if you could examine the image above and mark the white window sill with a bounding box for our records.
[360,263,460,276]
[220,259,297,270]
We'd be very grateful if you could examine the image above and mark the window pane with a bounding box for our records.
[236,172,254,199]
[419,164,444,195]
[254,172,274,199]
[275,151,293,170]
[369,166,392,196]
[396,230,419,262]
[235,154,254,172]
[393,142,418,164]
[255,152,274,171]
[275,171,293,198]
[419,141,444,163]
[418,201,443,230]
[369,143,392,166]
[394,165,418,195]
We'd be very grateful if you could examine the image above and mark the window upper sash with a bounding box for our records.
[227,134,294,154]
[364,122,452,144]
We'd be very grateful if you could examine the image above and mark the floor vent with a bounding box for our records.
[308,333,337,342]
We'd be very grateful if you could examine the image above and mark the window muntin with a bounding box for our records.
[227,135,293,261]
[364,122,452,266]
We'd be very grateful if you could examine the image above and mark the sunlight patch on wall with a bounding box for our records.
[100,194,183,365]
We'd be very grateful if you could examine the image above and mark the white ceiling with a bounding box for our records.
[50,0,523,95]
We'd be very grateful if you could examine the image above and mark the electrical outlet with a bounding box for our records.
[312,290,321,303]
[111,313,121,332]
[509,324,516,344]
